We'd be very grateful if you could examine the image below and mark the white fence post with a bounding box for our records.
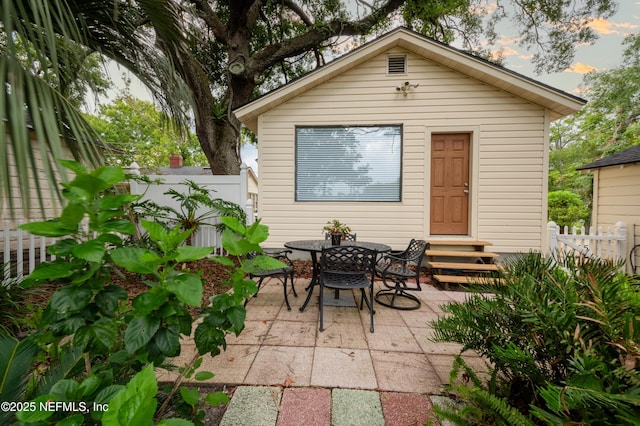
[245,199,255,225]
[547,221,628,270]
[547,221,558,257]
[615,221,627,264]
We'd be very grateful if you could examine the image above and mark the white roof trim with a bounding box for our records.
[235,27,585,132]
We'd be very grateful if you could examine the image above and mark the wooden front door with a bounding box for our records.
[430,133,470,235]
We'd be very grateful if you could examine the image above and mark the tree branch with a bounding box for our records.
[248,0,406,72]
[190,0,228,44]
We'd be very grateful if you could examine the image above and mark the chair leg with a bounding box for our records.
[369,285,374,333]
[282,275,292,311]
[374,279,421,310]
[290,270,297,297]
[244,277,265,307]
[319,285,325,331]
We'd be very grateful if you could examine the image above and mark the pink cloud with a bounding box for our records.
[564,62,598,74]
[587,18,638,35]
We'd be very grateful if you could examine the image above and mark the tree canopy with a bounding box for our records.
[85,92,206,169]
[548,32,640,224]
[1,0,622,214]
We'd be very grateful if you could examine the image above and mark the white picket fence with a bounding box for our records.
[547,221,628,269]
[1,219,228,282]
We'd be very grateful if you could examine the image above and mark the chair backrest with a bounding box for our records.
[320,245,375,274]
[401,239,429,267]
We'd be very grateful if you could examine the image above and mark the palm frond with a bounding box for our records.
[1,0,103,218]
[0,334,38,423]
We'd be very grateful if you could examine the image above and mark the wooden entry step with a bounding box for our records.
[425,249,499,259]
[428,240,493,251]
[427,262,501,272]
[433,274,505,286]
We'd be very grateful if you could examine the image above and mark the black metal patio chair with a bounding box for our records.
[319,245,377,332]
[246,249,297,310]
[374,239,429,310]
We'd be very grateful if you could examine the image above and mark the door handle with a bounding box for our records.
[463,189,469,194]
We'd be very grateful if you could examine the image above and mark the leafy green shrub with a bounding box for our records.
[548,190,590,228]
[131,179,247,246]
[430,251,640,424]
[7,162,282,424]
[0,275,30,335]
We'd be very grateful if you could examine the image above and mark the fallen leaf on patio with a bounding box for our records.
[284,377,295,387]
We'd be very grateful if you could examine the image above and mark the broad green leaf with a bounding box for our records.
[205,391,230,406]
[47,238,78,257]
[72,239,106,262]
[125,316,160,354]
[194,371,214,381]
[221,228,242,255]
[68,174,105,199]
[50,379,80,400]
[165,273,203,306]
[238,239,262,254]
[15,394,56,422]
[245,255,286,274]
[59,203,85,228]
[245,220,269,244]
[59,159,87,175]
[99,218,136,235]
[78,375,102,398]
[92,166,125,187]
[194,323,225,356]
[75,320,118,354]
[175,245,213,263]
[220,216,245,235]
[210,256,235,268]
[111,247,161,274]
[51,316,86,335]
[179,387,200,406]
[226,306,247,333]
[94,384,125,405]
[55,413,85,425]
[24,261,75,282]
[103,365,157,426]
[153,327,180,357]
[18,220,76,237]
[142,220,168,243]
[95,285,128,315]
[98,193,140,209]
[50,286,93,313]
[132,289,168,315]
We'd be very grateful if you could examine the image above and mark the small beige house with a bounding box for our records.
[577,144,640,272]
[235,27,585,252]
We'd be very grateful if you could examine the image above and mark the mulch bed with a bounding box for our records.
[22,258,316,314]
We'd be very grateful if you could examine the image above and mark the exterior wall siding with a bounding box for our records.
[1,132,69,222]
[592,164,640,247]
[258,48,548,252]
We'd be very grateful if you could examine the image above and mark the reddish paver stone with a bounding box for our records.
[380,392,437,426]
[277,388,331,426]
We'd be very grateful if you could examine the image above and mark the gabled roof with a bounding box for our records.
[577,144,640,170]
[234,27,585,132]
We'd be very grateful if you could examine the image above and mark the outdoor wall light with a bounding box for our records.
[396,81,419,96]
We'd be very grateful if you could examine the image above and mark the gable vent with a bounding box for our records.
[387,55,407,74]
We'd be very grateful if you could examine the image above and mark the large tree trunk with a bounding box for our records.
[198,118,242,175]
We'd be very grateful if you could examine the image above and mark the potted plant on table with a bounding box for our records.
[322,219,351,245]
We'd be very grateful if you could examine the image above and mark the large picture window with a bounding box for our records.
[295,125,402,201]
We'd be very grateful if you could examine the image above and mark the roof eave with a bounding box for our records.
[235,28,585,133]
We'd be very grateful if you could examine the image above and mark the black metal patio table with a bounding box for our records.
[284,239,391,312]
